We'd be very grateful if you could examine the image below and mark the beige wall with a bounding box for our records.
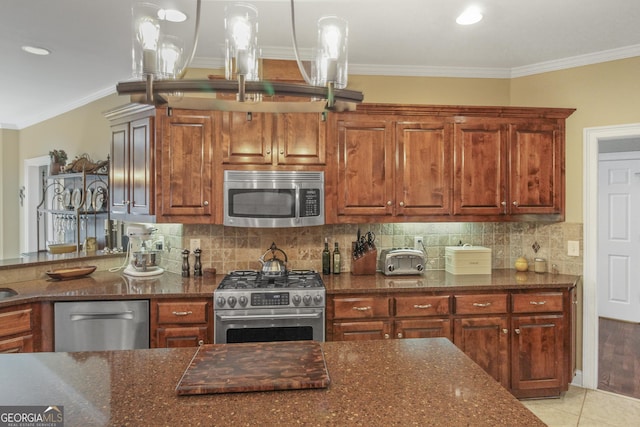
[0,128,20,258]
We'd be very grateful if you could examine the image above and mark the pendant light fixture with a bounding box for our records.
[118,0,363,111]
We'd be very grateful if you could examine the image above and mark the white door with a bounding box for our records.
[597,153,640,322]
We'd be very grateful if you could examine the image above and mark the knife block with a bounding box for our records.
[351,247,377,275]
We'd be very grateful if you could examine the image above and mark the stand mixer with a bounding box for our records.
[122,224,165,277]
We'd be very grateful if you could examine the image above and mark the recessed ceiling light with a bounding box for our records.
[158,8,187,23]
[456,6,483,25]
[21,45,51,56]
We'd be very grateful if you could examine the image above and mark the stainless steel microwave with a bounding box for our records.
[223,170,324,228]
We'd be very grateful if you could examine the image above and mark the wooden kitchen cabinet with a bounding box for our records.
[453,118,565,217]
[221,111,326,166]
[326,286,574,398]
[156,108,217,223]
[326,104,573,223]
[331,115,451,221]
[0,304,36,353]
[453,293,510,388]
[150,298,212,348]
[106,104,156,222]
[510,291,568,398]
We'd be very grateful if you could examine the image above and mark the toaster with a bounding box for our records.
[378,248,425,276]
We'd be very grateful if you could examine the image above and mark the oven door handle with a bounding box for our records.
[217,312,322,321]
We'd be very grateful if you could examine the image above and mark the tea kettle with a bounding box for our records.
[259,242,288,275]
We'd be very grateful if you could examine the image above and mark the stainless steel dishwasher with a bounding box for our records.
[54,300,149,352]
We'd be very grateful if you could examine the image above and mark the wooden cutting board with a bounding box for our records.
[175,341,330,395]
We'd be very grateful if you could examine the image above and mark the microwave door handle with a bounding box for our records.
[294,184,301,224]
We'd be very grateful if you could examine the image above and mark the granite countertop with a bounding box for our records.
[0,251,123,270]
[0,338,545,426]
[0,269,579,309]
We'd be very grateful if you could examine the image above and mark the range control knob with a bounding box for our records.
[292,295,302,306]
[239,296,248,307]
[216,296,226,308]
[416,264,424,271]
[227,296,237,308]
[303,295,312,306]
[387,264,395,272]
[313,294,323,305]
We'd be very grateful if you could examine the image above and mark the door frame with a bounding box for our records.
[22,155,49,253]
[583,123,640,389]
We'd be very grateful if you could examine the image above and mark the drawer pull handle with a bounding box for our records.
[172,311,193,316]
[352,306,372,311]
[529,301,547,305]
[413,304,433,309]
[472,302,492,307]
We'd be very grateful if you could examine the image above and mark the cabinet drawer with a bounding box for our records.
[332,296,391,319]
[395,295,450,317]
[512,293,563,313]
[156,301,208,324]
[0,308,33,337]
[454,294,507,314]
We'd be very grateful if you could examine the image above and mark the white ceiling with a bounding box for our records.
[3,0,640,129]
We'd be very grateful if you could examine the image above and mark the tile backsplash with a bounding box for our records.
[156,222,583,276]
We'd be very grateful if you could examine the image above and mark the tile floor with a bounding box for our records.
[522,386,640,426]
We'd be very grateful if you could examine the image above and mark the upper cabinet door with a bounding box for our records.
[508,122,563,215]
[336,119,394,218]
[110,122,129,217]
[158,110,214,220]
[276,113,326,165]
[453,120,508,216]
[221,111,272,165]
[129,117,154,216]
[396,121,452,216]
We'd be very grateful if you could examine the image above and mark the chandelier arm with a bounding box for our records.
[289,0,313,85]
[116,79,364,103]
[177,0,202,79]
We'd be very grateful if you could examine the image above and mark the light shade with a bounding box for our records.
[225,3,260,81]
[313,16,348,89]
[132,2,191,79]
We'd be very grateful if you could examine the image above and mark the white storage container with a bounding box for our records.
[445,245,492,275]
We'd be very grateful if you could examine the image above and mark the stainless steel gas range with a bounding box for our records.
[213,270,326,344]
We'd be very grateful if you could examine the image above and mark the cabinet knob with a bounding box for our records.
[266,150,271,154]
[502,328,508,334]
[512,201,519,207]
[387,201,392,206]
[203,201,209,206]
[198,340,204,346]
[384,333,390,339]
[399,201,405,207]
[515,328,521,335]
[397,333,403,339]
[501,201,507,206]
[280,149,284,154]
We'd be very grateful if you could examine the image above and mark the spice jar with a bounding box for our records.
[534,258,547,273]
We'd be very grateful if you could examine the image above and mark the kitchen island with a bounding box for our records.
[0,338,544,426]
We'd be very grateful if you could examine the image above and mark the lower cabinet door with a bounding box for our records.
[394,318,451,340]
[156,326,208,348]
[511,314,564,394]
[332,320,392,341]
[0,335,34,353]
[453,316,509,388]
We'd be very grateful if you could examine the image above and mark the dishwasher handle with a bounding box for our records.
[70,311,135,321]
